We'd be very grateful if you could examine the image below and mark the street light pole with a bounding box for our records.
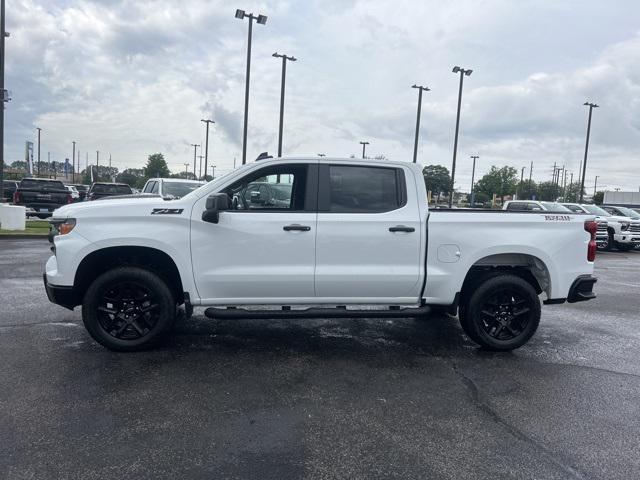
[235,9,267,165]
[359,141,369,159]
[411,84,430,164]
[183,163,189,179]
[190,144,199,178]
[201,118,214,180]
[198,154,204,179]
[470,155,479,206]
[36,127,41,176]
[594,175,599,196]
[580,102,599,203]
[71,141,76,183]
[449,66,473,207]
[273,52,297,158]
[519,166,525,200]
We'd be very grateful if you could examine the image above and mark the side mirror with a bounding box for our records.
[202,193,229,224]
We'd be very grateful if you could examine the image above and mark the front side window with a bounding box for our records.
[327,165,403,213]
[223,164,308,211]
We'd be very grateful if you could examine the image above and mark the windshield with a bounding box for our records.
[612,206,640,218]
[562,204,584,213]
[91,184,132,194]
[582,205,611,217]
[540,202,572,213]
[20,179,66,191]
[163,181,203,198]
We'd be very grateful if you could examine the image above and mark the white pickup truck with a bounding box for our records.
[44,157,598,352]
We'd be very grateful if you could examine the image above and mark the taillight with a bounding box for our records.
[584,220,597,262]
[13,191,22,203]
[67,194,73,204]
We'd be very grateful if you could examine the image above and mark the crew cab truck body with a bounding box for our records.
[44,157,598,352]
[13,178,73,218]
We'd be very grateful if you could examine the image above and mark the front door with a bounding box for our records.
[191,163,318,304]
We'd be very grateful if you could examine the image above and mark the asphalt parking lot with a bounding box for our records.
[1,239,640,479]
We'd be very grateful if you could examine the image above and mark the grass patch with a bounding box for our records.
[0,219,50,236]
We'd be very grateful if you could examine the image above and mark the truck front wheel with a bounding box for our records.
[461,274,541,351]
[82,267,176,351]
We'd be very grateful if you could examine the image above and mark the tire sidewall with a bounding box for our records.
[82,267,176,351]
[466,274,541,351]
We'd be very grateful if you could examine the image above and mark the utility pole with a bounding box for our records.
[449,66,473,208]
[190,144,199,179]
[470,155,479,206]
[236,9,267,165]
[183,163,189,179]
[528,161,533,199]
[519,166,525,200]
[594,175,599,196]
[580,102,599,203]
[359,141,369,159]
[201,118,214,179]
[72,141,76,183]
[0,0,6,201]
[36,127,42,176]
[96,150,99,167]
[411,84,430,163]
[198,154,204,179]
[273,52,297,157]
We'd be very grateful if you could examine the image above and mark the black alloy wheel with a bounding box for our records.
[462,274,541,351]
[82,267,176,351]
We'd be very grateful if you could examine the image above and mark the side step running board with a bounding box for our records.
[204,306,431,320]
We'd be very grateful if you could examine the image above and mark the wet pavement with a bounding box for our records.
[1,238,639,479]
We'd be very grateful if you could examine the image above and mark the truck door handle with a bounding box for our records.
[283,224,311,232]
[389,225,415,233]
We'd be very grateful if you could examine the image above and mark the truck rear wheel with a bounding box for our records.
[462,274,541,351]
[82,267,176,351]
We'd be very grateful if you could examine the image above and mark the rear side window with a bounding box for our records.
[19,179,66,190]
[325,165,405,213]
[506,202,526,211]
[150,182,159,194]
[91,184,132,194]
[143,181,156,193]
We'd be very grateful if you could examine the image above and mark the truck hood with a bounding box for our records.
[52,196,190,219]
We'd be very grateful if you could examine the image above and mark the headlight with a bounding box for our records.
[620,221,630,231]
[49,218,76,238]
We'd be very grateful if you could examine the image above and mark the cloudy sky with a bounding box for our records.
[4,0,640,191]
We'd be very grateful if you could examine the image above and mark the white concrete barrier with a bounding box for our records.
[0,204,27,231]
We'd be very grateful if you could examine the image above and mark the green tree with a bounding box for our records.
[593,191,604,205]
[10,160,27,170]
[145,153,170,179]
[422,165,451,202]
[515,180,537,200]
[81,165,119,184]
[475,166,519,203]
[116,168,147,189]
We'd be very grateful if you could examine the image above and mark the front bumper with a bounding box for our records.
[614,233,640,245]
[43,273,78,310]
[567,275,597,303]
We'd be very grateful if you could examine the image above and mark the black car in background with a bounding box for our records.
[87,182,133,200]
[2,180,18,202]
[12,178,73,218]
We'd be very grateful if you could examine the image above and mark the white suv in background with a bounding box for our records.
[503,200,572,213]
[141,178,206,199]
[569,204,639,251]
[561,204,611,250]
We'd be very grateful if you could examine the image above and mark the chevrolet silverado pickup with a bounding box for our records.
[44,157,598,352]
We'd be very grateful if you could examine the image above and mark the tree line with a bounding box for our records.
[422,164,594,205]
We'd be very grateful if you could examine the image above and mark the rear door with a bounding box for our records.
[314,163,422,302]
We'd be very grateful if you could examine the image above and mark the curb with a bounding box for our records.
[0,234,49,240]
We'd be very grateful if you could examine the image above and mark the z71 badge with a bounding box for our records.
[151,208,184,215]
[544,215,571,221]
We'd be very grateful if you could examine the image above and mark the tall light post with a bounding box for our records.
[359,141,369,159]
[449,66,472,207]
[580,101,599,203]
[183,163,189,179]
[594,175,599,196]
[235,9,267,165]
[470,155,479,206]
[0,0,6,201]
[273,52,297,157]
[201,118,214,180]
[528,161,533,199]
[411,84,430,164]
[71,141,76,183]
[519,166,525,200]
[198,154,204,179]
[190,143,199,178]
[36,127,42,176]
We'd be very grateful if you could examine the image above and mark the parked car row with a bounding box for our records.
[6,177,207,217]
[503,200,640,252]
